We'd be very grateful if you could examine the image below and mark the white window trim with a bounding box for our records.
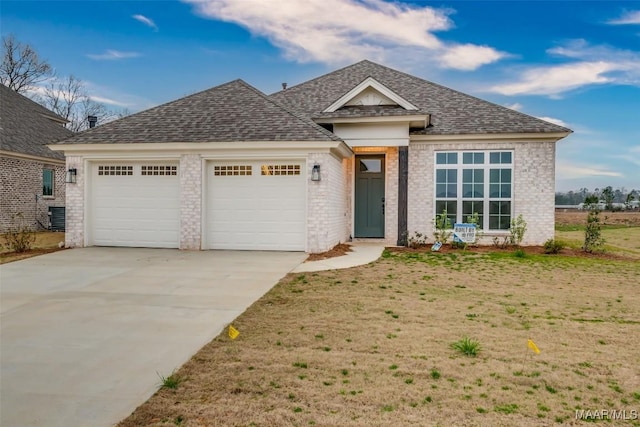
[42,168,55,198]
[434,150,514,231]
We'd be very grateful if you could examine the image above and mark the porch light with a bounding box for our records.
[66,168,77,184]
[311,164,321,181]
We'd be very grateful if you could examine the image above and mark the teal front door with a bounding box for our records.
[355,156,385,238]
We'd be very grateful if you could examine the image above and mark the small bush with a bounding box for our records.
[433,210,452,244]
[2,213,36,253]
[583,210,605,253]
[451,336,481,357]
[406,231,428,249]
[509,214,527,247]
[543,239,564,254]
[492,236,511,249]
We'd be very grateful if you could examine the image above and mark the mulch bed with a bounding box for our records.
[305,243,353,261]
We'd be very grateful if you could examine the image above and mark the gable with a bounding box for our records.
[345,87,395,107]
[271,60,572,136]
[323,77,418,113]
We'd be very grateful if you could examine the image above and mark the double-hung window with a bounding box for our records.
[435,150,513,230]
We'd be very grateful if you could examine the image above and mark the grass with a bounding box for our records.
[0,231,66,264]
[118,243,640,427]
[451,336,482,357]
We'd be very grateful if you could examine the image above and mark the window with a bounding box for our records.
[43,169,54,197]
[359,159,382,173]
[214,165,252,176]
[141,165,177,176]
[434,151,513,230]
[261,164,301,176]
[98,165,133,176]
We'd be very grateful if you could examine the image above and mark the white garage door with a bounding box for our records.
[206,160,306,250]
[89,162,180,248]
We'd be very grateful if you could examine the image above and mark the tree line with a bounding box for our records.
[1,34,128,132]
[555,186,639,210]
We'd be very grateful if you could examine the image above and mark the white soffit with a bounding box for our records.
[323,77,419,112]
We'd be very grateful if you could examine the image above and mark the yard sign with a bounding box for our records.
[453,223,476,244]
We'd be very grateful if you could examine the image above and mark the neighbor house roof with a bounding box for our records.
[57,79,341,144]
[0,84,72,160]
[270,60,572,135]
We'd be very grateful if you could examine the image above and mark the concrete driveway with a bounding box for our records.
[0,247,306,427]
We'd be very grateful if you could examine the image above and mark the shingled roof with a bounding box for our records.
[0,84,72,160]
[58,79,340,144]
[270,60,571,135]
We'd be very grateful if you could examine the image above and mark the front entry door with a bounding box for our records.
[355,156,385,238]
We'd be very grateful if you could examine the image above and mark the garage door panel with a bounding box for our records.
[207,160,306,251]
[90,163,180,248]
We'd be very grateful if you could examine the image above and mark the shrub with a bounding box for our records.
[406,231,428,249]
[583,210,605,253]
[543,239,565,254]
[2,213,36,253]
[433,210,452,244]
[509,214,527,247]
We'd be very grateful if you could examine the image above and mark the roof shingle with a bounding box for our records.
[270,60,571,135]
[0,84,73,160]
[58,80,340,144]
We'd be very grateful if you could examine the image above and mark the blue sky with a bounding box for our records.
[2,0,639,192]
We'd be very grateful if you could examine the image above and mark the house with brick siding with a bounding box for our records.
[50,60,571,252]
[0,84,74,232]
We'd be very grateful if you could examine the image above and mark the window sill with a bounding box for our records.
[42,196,55,200]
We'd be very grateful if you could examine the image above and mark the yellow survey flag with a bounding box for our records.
[528,339,540,354]
[229,325,240,340]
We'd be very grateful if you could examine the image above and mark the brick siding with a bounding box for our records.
[179,154,202,250]
[307,153,350,253]
[0,156,65,232]
[407,141,557,245]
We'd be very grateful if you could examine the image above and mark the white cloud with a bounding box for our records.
[504,103,522,111]
[438,43,506,70]
[536,116,568,127]
[607,10,640,25]
[491,61,615,96]
[556,161,623,179]
[86,50,141,60]
[182,0,506,70]
[132,14,158,31]
[490,41,640,96]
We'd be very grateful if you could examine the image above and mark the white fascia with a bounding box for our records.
[410,132,572,144]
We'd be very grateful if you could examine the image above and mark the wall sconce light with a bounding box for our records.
[66,168,77,184]
[311,164,321,181]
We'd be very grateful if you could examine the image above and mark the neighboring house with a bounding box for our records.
[50,60,571,252]
[0,84,74,232]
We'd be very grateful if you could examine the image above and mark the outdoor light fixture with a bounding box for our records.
[311,164,321,181]
[66,168,77,184]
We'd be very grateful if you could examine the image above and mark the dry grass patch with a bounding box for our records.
[119,250,640,426]
[0,231,66,264]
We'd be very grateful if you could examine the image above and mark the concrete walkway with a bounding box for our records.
[0,248,306,427]
[293,243,386,272]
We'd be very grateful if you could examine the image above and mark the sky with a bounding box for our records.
[1,0,639,192]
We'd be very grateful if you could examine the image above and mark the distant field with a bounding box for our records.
[555,211,640,258]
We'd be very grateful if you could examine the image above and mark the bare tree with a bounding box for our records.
[39,74,124,132]
[0,34,52,93]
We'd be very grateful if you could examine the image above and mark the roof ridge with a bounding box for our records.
[236,79,342,141]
